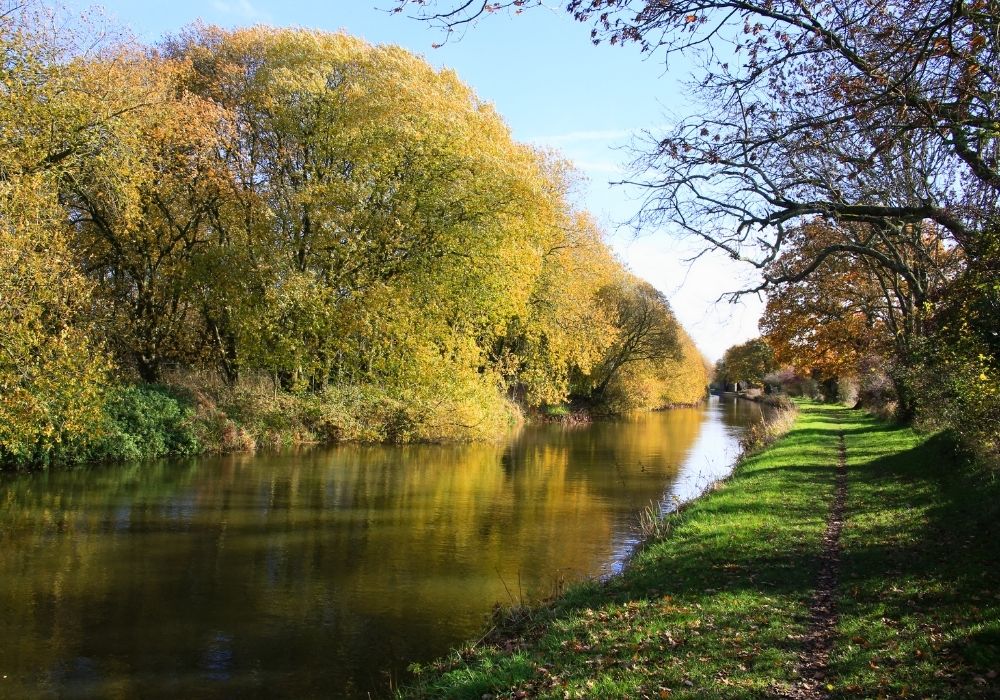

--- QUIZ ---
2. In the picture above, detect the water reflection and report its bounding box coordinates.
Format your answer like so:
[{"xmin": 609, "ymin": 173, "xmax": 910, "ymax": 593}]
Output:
[{"xmin": 0, "ymin": 397, "xmax": 765, "ymax": 698}]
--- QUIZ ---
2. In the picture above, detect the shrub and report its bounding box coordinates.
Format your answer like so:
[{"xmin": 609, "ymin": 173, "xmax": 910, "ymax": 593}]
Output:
[
  {"xmin": 906, "ymin": 340, "xmax": 999, "ymax": 467},
  {"xmin": 90, "ymin": 385, "xmax": 200, "ymax": 461},
  {"xmin": 314, "ymin": 371, "xmax": 522, "ymax": 444}
]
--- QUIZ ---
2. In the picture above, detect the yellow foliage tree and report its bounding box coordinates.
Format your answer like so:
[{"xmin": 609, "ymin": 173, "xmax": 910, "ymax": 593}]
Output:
[{"xmin": 0, "ymin": 6, "xmax": 112, "ymax": 464}]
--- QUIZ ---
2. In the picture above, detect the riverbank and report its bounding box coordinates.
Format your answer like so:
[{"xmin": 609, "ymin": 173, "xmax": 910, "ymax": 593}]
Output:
[
  {"xmin": 4, "ymin": 371, "xmax": 715, "ymax": 469},
  {"xmin": 1, "ymin": 375, "xmax": 526, "ymax": 469},
  {"xmin": 400, "ymin": 402, "xmax": 1000, "ymax": 698}
]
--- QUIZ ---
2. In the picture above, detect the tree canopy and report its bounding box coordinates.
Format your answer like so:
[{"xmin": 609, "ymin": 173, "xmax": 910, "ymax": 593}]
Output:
[
  {"xmin": 0, "ymin": 8, "xmax": 709, "ymax": 467},
  {"xmin": 715, "ymin": 339, "xmax": 776, "ymax": 390}
]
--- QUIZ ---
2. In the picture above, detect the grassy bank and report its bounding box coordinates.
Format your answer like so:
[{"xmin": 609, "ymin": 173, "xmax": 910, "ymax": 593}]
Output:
[{"xmin": 401, "ymin": 402, "xmax": 1000, "ymax": 698}]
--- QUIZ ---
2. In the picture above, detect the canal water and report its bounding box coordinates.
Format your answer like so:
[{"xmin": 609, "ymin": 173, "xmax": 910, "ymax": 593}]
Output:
[{"xmin": 0, "ymin": 397, "xmax": 767, "ymax": 698}]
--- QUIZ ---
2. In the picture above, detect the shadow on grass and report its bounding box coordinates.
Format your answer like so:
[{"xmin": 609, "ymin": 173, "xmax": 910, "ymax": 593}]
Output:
[{"xmin": 831, "ymin": 430, "xmax": 1000, "ymax": 698}]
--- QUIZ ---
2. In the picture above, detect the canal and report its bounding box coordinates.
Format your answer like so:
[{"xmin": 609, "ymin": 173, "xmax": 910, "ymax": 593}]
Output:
[{"xmin": 0, "ymin": 397, "xmax": 768, "ymax": 698}]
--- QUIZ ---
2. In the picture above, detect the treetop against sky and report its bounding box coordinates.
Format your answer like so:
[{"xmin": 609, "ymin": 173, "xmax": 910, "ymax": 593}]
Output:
[{"xmin": 63, "ymin": 0, "xmax": 764, "ymax": 362}]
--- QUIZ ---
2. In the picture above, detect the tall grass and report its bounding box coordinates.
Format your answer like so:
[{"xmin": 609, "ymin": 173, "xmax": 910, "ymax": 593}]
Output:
[
  {"xmin": 738, "ymin": 397, "xmax": 798, "ymax": 453},
  {"xmin": 157, "ymin": 368, "xmax": 522, "ymax": 455}
]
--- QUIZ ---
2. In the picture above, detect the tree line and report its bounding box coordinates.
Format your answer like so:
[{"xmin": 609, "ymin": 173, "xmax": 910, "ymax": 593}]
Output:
[{"xmin": 0, "ymin": 5, "xmax": 709, "ymax": 468}]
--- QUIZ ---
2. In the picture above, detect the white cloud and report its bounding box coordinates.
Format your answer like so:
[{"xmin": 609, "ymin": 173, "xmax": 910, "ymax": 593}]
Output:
[
  {"xmin": 530, "ymin": 128, "xmax": 639, "ymax": 146},
  {"xmin": 211, "ymin": 0, "xmax": 266, "ymax": 21},
  {"xmin": 572, "ymin": 160, "xmax": 625, "ymax": 175}
]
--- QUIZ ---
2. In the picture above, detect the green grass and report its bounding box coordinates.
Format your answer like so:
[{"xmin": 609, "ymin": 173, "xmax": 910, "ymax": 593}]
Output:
[
  {"xmin": 832, "ymin": 413, "xmax": 1000, "ymax": 698},
  {"xmin": 400, "ymin": 402, "xmax": 1000, "ymax": 699}
]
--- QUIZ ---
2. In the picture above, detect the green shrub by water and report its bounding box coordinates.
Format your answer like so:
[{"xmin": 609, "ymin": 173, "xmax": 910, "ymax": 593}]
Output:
[
  {"xmin": 0, "ymin": 384, "xmax": 202, "ymax": 469},
  {"xmin": 90, "ymin": 385, "xmax": 200, "ymax": 461}
]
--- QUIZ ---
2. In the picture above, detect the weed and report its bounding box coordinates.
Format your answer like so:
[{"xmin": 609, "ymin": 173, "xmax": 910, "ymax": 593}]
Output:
[{"xmin": 636, "ymin": 500, "xmax": 672, "ymax": 541}]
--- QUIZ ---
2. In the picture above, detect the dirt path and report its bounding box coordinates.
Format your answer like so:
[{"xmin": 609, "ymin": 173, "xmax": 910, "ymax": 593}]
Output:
[{"xmin": 784, "ymin": 430, "xmax": 848, "ymax": 699}]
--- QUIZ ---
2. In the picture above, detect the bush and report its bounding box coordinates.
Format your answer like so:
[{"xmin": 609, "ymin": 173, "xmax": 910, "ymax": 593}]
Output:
[
  {"xmin": 762, "ymin": 368, "xmax": 820, "ymax": 398},
  {"xmin": 906, "ymin": 341, "xmax": 999, "ymax": 467},
  {"xmin": 853, "ymin": 354, "xmax": 899, "ymax": 414},
  {"xmin": 543, "ymin": 404, "xmax": 571, "ymax": 417},
  {"xmin": 758, "ymin": 394, "xmax": 795, "ymax": 410},
  {"xmin": 837, "ymin": 375, "xmax": 860, "ymax": 405},
  {"xmin": 90, "ymin": 385, "xmax": 200, "ymax": 461},
  {"xmin": 313, "ymin": 371, "xmax": 522, "ymax": 444}
]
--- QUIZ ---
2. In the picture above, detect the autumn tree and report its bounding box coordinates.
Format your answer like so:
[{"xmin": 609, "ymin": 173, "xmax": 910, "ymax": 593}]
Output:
[
  {"xmin": 760, "ymin": 219, "xmax": 960, "ymax": 398},
  {"xmin": 0, "ymin": 2, "xmax": 119, "ymax": 465},
  {"xmin": 715, "ymin": 339, "xmax": 776, "ymax": 390},
  {"xmin": 659, "ymin": 326, "xmax": 710, "ymax": 406},
  {"xmin": 605, "ymin": 321, "xmax": 709, "ymax": 411},
  {"xmin": 62, "ymin": 54, "xmax": 232, "ymax": 383},
  {"xmin": 165, "ymin": 27, "xmax": 560, "ymax": 391},
  {"xmin": 0, "ymin": 175, "xmax": 110, "ymax": 465},
  {"xmin": 589, "ymin": 277, "xmax": 682, "ymax": 400},
  {"xmin": 493, "ymin": 208, "xmax": 619, "ymax": 405}
]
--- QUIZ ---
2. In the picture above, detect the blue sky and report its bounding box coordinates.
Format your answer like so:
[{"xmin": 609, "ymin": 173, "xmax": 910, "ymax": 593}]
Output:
[{"xmin": 68, "ymin": 0, "xmax": 764, "ymax": 361}]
